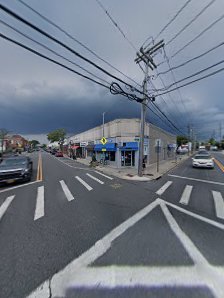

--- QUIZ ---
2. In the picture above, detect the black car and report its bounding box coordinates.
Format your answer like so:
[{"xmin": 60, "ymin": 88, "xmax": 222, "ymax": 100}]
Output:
[{"xmin": 0, "ymin": 156, "xmax": 33, "ymax": 185}]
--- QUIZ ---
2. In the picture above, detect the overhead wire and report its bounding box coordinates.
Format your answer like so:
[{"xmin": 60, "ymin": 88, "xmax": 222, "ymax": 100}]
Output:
[
  {"xmin": 166, "ymin": 0, "xmax": 216, "ymax": 46},
  {"xmin": 0, "ymin": 32, "xmax": 110, "ymax": 90},
  {"xmin": 0, "ymin": 18, "xmax": 111, "ymax": 87},
  {"xmin": 17, "ymin": 0, "xmax": 141, "ymax": 88},
  {"xmin": 157, "ymin": 40, "xmax": 224, "ymax": 74},
  {"xmin": 154, "ymin": 0, "xmax": 193, "ymax": 41},
  {"xmin": 94, "ymin": 0, "xmax": 185, "ymax": 134},
  {"xmin": 153, "ymin": 57, "xmax": 224, "ymax": 92},
  {"xmin": 0, "ymin": 3, "xmax": 148, "ymax": 97},
  {"xmin": 155, "ymin": 65, "xmax": 224, "ymax": 97},
  {"xmin": 171, "ymin": 13, "xmax": 224, "ymax": 58},
  {"xmin": 95, "ymin": 0, "xmax": 138, "ymax": 52}
]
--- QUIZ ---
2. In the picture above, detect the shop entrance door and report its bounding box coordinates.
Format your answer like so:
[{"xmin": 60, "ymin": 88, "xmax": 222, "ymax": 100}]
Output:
[{"xmin": 121, "ymin": 151, "xmax": 135, "ymax": 167}]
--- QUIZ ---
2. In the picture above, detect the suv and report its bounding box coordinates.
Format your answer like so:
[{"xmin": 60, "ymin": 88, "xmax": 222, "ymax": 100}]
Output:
[{"xmin": 0, "ymin": 156, "xmax": 33, "ymax": 185}]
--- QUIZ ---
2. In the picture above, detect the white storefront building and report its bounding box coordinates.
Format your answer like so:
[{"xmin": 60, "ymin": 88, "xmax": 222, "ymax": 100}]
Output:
[{"xmin": 69, "ymin": 118, "xmax": 176, "ymax": 169}]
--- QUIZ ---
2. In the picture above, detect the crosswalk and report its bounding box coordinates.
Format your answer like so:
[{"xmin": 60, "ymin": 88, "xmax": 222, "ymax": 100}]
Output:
[
  {"xmin": 0, "ymin": 171, "xmax": 113, "ymax": 222},
  {"xmin": 156, "ymin": 180, "xmax": 224, "ymax": 220}
]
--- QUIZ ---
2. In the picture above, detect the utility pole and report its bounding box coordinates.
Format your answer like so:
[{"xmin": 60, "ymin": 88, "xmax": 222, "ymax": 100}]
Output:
[
  {"xmin": 135, "ymin": 40, "xmax": 164, "ymax": 176},
  {"xmin": 187, "ymin": 124, "xmax": 191, "ymax": 156},
  {"xmin": 102, "ymin": 112, "xmax": 106, "ymax": 137}
]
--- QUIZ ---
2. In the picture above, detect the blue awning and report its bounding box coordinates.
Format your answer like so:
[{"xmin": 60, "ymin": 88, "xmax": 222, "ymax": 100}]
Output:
[
  {"xmin": 94, "ymin": 143, "xmax": 116, "ymax": 151},
  {"xmin": 121, "ymin": 142, "xmax": 138, "ymax": 150}
]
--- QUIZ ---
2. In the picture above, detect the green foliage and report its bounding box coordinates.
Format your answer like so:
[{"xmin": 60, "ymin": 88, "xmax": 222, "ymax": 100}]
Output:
[
  {"xmin": 29, "ymin": 140, "xmax": 39, "ymax": 148},
  {"xmin": 208, "ymin": 138, "xmax": 216, "ymax": 146},
  {"xmin": 177, "ymin": 135, "xmax": 188, "ymax": 146},
  {"xmin": 47, "ymin": 128, "xmax": 66, "ymax": 143}
]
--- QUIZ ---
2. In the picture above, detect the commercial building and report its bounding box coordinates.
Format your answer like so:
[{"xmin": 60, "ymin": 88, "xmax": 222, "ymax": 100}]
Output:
[{"xmin": 69, "ymin": 118, "xmax": 176, "ymax": 169}]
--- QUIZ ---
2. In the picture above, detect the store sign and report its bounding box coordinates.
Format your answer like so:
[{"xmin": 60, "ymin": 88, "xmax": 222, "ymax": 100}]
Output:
[
  {"xmin": 80, "ymin": 141, "xmax": 88, "ymax": 147},
  {"xmin": 102, "ymin": 148, "xmax": 106, "ymax": 152}
]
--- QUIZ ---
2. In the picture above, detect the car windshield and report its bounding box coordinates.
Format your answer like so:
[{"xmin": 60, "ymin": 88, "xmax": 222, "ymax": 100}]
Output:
[
  {"xmin": 1, "ymin": 158, "xmax": 27, "ymax": 166},
  {"xmin": 194, "ymin": 155, "xmax": 212, "ymax": 160}
]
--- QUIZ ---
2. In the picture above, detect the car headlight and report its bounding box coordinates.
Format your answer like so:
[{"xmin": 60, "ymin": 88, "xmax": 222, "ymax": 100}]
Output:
[{"xmin": 22, "ymin": 168, "xmax": 29, "ymax": 174}]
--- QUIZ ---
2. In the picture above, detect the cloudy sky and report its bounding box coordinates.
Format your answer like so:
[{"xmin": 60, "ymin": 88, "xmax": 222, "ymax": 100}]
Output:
[{"xmin": 0, "ymin": 0, "xmax": 224, "ymax": 143}]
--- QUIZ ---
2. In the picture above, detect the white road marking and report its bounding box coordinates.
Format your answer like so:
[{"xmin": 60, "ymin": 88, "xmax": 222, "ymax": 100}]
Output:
[
  {"xmin": 162, "ymin": 199, "xmax": 224, "ymax": 230},
  {"xmin": 168, "ymin": 174, "xmax": 224, "ymax": 186},
  {"xmin": 160, "ymin": 200, "xmax": 224, "ymax": 297},
  {"xmin": 94, "ymin": 171, "xmax": 113, "ymax": 180},
  {"xmin": 26, "ymin": 280, "xmax": 50, "ymax": 298},
  {"xmin": 0, "ymin": 195, "xmax": 15, "ymax": 221},
  {"xmin": 34, "ymin": 186, "xmax": 45, "ymax": 220},
  {"xmin": 156, "ymin": 181, "xmax": 173, "ymax": 195},
  {"xmin": 0, "ymin": 180, "xmax": 42, "ymax": 194},
  {"xmin": 212, "ymin": 191, "xmax": 224, "ymax": 219},
  {"xmin": 86, "ymin": 173, "xmax": 104, "ymax": 184},
  {"xmin": 28, "ymin": 199, "xmax": 159, "ymax": 297},
  {"xmin": 28, "ymin": 197, "xmax": 224, "ymax": 298},
  {"xmin": 179, "ymin": 185, "xmax": 193, "ymax": 205},
  {"xmin": 75, "ymin": 176, "xmax": 93, "ymax": 191},
  {"xmin": 60, "ymin": 180, "xmax": 74, "ymax": 201}
]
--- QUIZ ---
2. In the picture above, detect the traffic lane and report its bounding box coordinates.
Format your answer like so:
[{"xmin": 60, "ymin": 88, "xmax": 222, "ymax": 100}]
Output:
[
  {"xmin": 152, "ymin": 175, "xmax": 224, "ymax": 222},
  {"xmin": 0, "ymin": 151, "xmax": 40, "ymax": 192},
  {"xmin": 168, "ymin": 155, "xmax": 224, "ymax": 183},
  {"xmin": 57, "ymin": 201, "xmax": 217, "ymax": 298},
  {"xmin": 0, "ymin": 153, "xmax": 156, "ymax": 297}
]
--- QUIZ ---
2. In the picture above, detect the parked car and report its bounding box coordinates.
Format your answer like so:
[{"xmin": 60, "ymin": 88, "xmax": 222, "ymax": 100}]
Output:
[
  {"xmin": 50, "ymin": 149, "xmax": 57, "ymax": 155},
  {"xmin": 0, "ymin": 156, "xmax": 33, "ymax": 185},
  {"xmin": 55, "ymin": 151, "xmax": 63, "ymax": 157},
  {"xmin": 192, "ymin": 154, "xmax": 214, "ymax": 169}
]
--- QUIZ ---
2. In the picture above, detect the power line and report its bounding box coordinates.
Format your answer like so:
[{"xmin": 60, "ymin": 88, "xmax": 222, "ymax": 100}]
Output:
[
  {"xmin": 0, "ymin": 18, "xmax": 111, "ymax": 87},
  {"xmin": 171, "ymin": 13, "xmax": 224, "ymax": 58},
  {"xmin": 0, "ymin": 32, "xmax": 110, "ymax": 90},
  {"xmin": 166, "ymin": 0, "xmax": 216, "ymax": 46},
  {"xmin": 154, "ymin": 57, "xmax": 224, "ymax": 92},
  {"xmin": 157, "ymin": 40, "xmax": 224, "ymax": 75},
  {"xmin": 0, "ymin": 3, "xmax": 148, "ymax": 97},
  {"xmin": 155, "ymin": 65, "xmax": 224, "ymax": 97},
  {"xmin": 95, "ymin": 0, "xmax": 138, "ymax": 52},
  {"xmin": 17, "ymin": 0, "xmax": 141, "ymax": 88},
  {"xmin": 154, "ymin": 0, "xmax": 193, "ymax": 41}
]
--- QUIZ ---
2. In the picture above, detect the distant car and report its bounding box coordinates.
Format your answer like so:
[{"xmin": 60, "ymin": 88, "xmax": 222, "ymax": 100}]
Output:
[
  {"xmin": 192, "ymin": 154, "xmax": 214, "ymax": 169},
  {"xmin": 55, "ymin": 151, "xmax": 63, "ymax": 157},
  {"xmin": 50, "ymin": 149, "xmax": 57, "ymax": 155},
  {"xmin": 197, "ymin": 149, "xmax": 209, "ymax": 155},
  {"xmin": 0, "ymin": 156, "xmax": 33, "ymax": 185}
]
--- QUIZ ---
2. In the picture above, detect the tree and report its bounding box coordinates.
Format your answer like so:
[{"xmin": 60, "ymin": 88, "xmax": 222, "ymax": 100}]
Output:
[
  {"xmin": 208, "ymin": 138, "xmax": 216, "ymax": 146},
  {"xmin": 29, "ymin": 140, "xmax": 40, "ymax": 148},
  {"xmin": 47, "ymin": 128, "xmax": 66, "ymax": 143},
  {"xmin": 0, "ymin": 128, "xmax": 9, "ymax": 155},
  {"xmin": 176, "ymin": 135, "xmax": 188, "ymax": 147}
]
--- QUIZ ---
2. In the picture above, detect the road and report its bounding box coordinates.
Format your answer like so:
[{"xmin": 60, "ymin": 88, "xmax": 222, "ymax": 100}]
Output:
[{"xmin": 0, "ymin": 151, "xmax": 224, "ymax": 297}]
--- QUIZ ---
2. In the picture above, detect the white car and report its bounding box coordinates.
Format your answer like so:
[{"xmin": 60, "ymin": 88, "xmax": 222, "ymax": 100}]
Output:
[{"xmin": 192, "ymin": 154, "xmax": 214, "ymax": 169}]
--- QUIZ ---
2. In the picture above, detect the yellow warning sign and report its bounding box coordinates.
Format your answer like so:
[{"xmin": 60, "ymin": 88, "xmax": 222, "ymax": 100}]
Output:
[{"xmin": 100, "ymin": 137, "xmax": 107, "ymax": 145}]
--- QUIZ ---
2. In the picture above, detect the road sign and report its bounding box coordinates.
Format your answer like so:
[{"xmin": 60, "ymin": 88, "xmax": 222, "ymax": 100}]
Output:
[{"xmin": 100, "ymin": 137, "xmax": 107, "ymax": 145}]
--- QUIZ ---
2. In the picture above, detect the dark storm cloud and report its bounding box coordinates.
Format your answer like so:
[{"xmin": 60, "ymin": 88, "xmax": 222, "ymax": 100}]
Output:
[{"xmin": 0, "ymin": 0, "xmax": 224, "ymax": 140}]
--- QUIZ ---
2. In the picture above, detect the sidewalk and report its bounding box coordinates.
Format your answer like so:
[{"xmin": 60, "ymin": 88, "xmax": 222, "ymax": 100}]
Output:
[{"xmin": 72, "ymin": 153, "xmax": 191, "ymax": 182}]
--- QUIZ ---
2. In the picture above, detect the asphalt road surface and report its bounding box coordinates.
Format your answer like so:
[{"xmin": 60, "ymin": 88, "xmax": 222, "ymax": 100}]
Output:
[{"xmin": 1, "ymin": 151, "xmax": 224, "ymax": 298}]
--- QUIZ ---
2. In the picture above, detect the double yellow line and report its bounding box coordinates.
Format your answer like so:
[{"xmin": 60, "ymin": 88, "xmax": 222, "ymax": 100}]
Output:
[
  {"xmin": 214, "ymin": 158, "xmax": 224, "ymax": 173},
  {"xmin": 36, "ymin": 152, "xmax": 43, "ymax": 181}
]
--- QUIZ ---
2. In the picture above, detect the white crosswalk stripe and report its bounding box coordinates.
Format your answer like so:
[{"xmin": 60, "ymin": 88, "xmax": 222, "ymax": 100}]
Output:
[
  {"xmin": 212, "ymin": 191, "xmax": 224, "ymax": 220},
  {"xmin": 60, "ymin": 180, "xmax": 75, "ymax": 201},
  {"xmin": 86, "ymin": 173, "xmax": 104, "ymax": 185},
  {"xmin": 75, "ymin": 176, "xmax": 93, "ymax": 191},
  {"xmin": 179, "ymin": 185, "xmax": 193, "ymax": 205},
  {"xmin": 156, "ymin": 181, "xmax": 173, "ymax": 195},
  {"xmin": 34, "ymin": 186, "xmax": 45, "ymax": 221},
  {"xmin": 94, "ymin": 171, "xmax": 113, "ymax": 180},
  {"xmin": 0, "ymin": 195, "xmax": 15, "ymax": 221}
]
